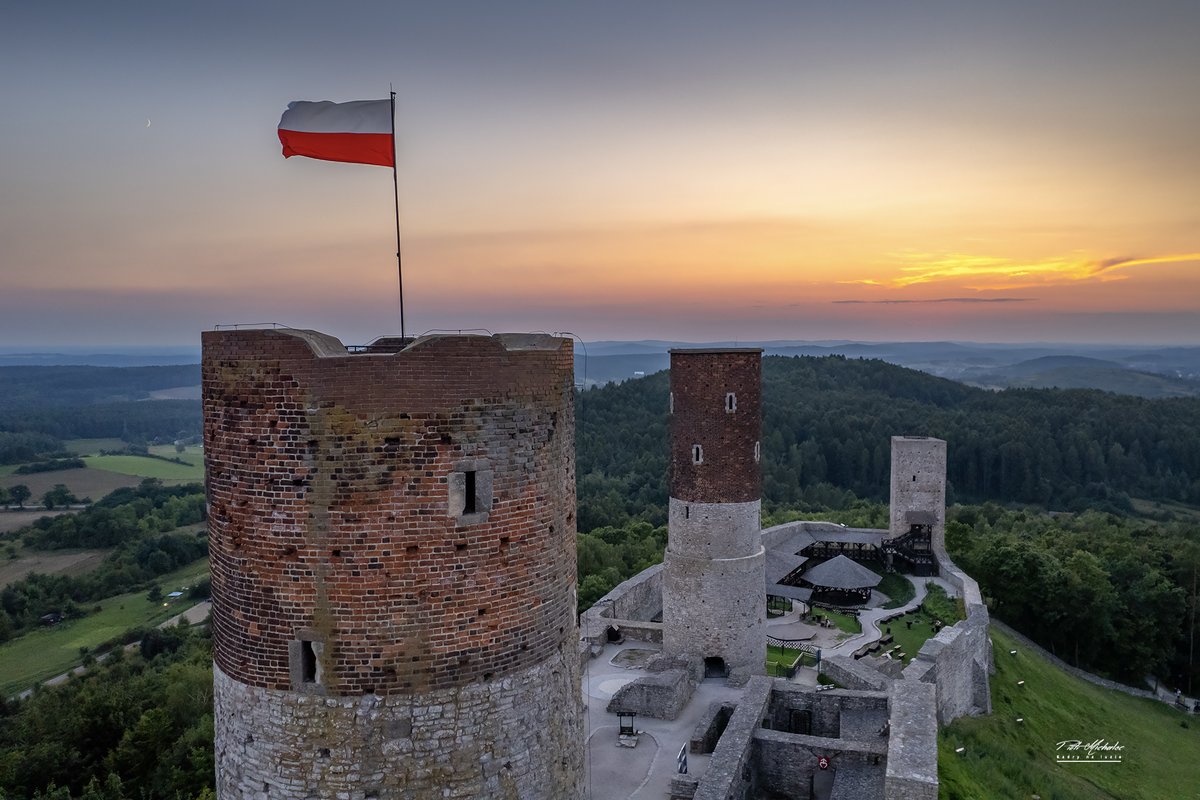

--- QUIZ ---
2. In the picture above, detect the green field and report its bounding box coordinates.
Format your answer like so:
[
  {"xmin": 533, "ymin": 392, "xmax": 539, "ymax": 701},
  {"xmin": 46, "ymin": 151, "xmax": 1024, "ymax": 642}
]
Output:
[
  {"xmin": 61, "ymin": 438, "xmax": 128, "ymax": 455},
  {"xmin": 885, "ymin": 612, "xmax": 946, "ymax": 663},
  {"xmin": 940, "ymin": 627, "xmax": 1200, "ymax": 799},
  {"xmin": 82, "ymin": 454, "xmax": 204, "ymax": 482},
  {"xmin": 809, "ymin": 608, "xmax": 862, "ymax": 635},
  {"xmin": 148, "ymin": 443, "xmax": 204, "ymax": 466},
  {"xmin": 0, "ymin": 557, "xmax": 209, "ymax": 697}
]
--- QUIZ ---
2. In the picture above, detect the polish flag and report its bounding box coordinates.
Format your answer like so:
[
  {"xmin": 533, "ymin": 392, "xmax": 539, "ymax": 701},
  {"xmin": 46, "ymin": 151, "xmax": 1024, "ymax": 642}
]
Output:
[{"xmin": 277, "ymin": 99, "xmax": 394, "ymax": 167}]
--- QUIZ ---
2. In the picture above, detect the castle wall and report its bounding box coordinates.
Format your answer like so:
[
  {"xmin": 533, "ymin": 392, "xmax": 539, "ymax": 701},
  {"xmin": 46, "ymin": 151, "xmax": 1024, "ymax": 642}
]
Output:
[
  {"xmin": 663, "ymin": 350, "xmax": 765, "ymax": 681},
  {"xmin": 903, "ymin": 551, "xmax": 992, "ymax": 725},
  {"xmin": 203, "ymin": 328, "xmax": 582, "ymax": 800},
  {"xmin": 883, "ymin": 680, "xmax": 938, "ymax": 800},
  {"xmin": 214, "ymin": 650, "xmax": 580, "ymax": 800}
]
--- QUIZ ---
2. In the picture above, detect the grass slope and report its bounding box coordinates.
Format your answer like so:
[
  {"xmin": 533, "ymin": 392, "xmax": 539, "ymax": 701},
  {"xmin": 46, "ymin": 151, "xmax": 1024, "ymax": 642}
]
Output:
[
  {"xmin": 939, "ymin": 627, "xmax": 1200, "ymax": 799},
  {"xmin": 0, "ymin": 557, "xmax": 209, "ymax": 697}
]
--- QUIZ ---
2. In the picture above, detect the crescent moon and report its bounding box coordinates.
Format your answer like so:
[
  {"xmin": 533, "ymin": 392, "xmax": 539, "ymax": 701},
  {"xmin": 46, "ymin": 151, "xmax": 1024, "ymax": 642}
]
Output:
[{"xmin": 146, "ymin": 118, "xmax": 152, "ymax": 128}]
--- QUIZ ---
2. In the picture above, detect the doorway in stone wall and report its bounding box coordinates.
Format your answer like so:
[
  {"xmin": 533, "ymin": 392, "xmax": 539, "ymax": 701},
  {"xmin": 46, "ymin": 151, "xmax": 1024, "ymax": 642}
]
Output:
[
  {"xmin": 812, "ymin": 766, "xmax": 834, "ymax": 800},
  {"xmin": 703, "ymin": 656, "xmax": 727, "ymax": 679}
]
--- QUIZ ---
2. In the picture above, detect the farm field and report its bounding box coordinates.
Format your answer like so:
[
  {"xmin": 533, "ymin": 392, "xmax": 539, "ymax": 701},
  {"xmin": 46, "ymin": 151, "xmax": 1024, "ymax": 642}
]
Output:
[
  {"xmin": 0, "ymin": 547, "xmax": 109, "ymax": 589},
  {"xmin": 0, "ymin": 467, "xmax": 142, "ymax": 499},
  {"xmin": 82, "ymin": 454, "xmax": 204, "ymax": 482},
  {"xmin": 61, "ymin": 437, "xmax": 128, "ymax": 455},
  {"xmin": 148, "ymin": 443, "xmax": 204, "ymax": 465},
  {"xmin": 0, "ymin": 556, "xmax": 210, "ymax": 697},
  {"xmin": 939, "ymin": 627, "xmax": 1200, "ymax": 799}
]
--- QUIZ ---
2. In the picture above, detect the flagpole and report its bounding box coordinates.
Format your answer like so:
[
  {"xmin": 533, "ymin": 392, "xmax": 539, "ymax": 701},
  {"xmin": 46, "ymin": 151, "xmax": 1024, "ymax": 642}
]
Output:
[{"xmin": 390, "ymin": 90, "xmax": 405, "ymax": 339}]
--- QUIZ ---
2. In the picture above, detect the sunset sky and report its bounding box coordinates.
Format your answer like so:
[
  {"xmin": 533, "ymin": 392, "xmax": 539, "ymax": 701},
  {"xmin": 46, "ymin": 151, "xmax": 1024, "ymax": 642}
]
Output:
[{"xmin": 2, "ymin": 1, "xmax": 1198, "ymax": 346}]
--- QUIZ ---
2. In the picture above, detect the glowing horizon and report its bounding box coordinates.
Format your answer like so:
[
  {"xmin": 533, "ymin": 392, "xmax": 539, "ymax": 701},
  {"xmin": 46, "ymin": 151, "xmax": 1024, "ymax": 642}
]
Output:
[{"xmin": 1, "ymin": 2, "xmax": 1198, "ymax": 346}]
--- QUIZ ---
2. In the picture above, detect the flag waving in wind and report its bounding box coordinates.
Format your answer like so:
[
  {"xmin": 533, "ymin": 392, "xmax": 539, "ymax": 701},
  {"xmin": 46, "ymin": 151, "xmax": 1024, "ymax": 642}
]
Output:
[{"xmin": 277, "ymin": 99, "xmax": 394, "ymax": 167}]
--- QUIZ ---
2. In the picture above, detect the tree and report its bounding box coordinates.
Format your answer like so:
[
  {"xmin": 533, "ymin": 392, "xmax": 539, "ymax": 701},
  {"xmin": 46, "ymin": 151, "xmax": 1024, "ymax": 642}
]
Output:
[
  {"xmin": 42, "ymin": 484, "xmax": 77, "ymax": 510},
  {"xmin": 8, "ymin": 484, "xmax": 30, "ymax": 509}
]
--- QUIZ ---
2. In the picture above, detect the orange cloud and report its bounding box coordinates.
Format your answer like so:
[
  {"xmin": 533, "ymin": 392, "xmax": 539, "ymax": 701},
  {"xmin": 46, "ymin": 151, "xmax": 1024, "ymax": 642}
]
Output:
[{"xmin": 867, "ymin": 251, "xmax": 1200, "ymax": 290}]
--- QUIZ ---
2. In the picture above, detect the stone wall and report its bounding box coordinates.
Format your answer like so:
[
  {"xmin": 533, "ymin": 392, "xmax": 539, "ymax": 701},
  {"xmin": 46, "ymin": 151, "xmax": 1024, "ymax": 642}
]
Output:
[
  {"xmin": 902, "ymin": 547, "xmax": 992, "ymax": 725},
  {"xmin": 213, "ymin": 646, "xmax": 582, "ymax": 800},
  {"xmin": 579, "ymin": 565, "xmax": 664, "ymax": 649},
  {"xmin": 204, "ymin": 329, "xmax": 582, "ymax": 799},
  {"xmin": 883, "ymin": 680, "xmax": 938, "ymax": 800},
  {"xmin": 889, "ymin": 437, "xmax": 946, "ymax": 548},
  {"xmin": 821, "ymin": 656, "xmax": 893, "ymax": 692},
  {"xmin": 606, "ymin": 668, "xmax": 696, "ymax": 720},
  {"xmin": 692, "ymin": 677, "xmax": 772, "ymax": 800},
  {"xmin": 754, "ymin": 730, "xmax": 887, "ymax": 800}
]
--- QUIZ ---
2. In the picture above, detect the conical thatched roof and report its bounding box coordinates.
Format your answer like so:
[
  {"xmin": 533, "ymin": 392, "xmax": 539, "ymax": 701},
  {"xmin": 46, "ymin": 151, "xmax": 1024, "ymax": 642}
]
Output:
[{"xmin": 800, "ymin": 555, "xmax": 883, "ymax": 590}]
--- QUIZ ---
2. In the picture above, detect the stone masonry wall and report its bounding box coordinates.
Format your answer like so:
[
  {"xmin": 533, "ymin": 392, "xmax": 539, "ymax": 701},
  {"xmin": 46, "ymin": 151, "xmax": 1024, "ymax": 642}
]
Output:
[
  {"xmin": 889, "ymin": 437, "xmax": 946, "ymax": 548},
  {"xmin": 203, "ymin": 329, "xmax": 582, "ymax": 799},
  {"xmin": 903, "ymin": 547, "xmax": 992, "ymax": 725},
  {"xmin": 214, "ymin": 647, "xmax": 581, "ymax": 800}
]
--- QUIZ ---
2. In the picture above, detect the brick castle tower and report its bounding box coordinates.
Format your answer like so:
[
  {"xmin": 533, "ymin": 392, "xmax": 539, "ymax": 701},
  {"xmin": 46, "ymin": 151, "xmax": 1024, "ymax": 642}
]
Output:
[
  {"xmin": 203, "ymin": 328, "xmax": 583, "ymax": 800},
  {"xmin": 661, "ymin": 349, "xmax": 766, "ymax": 682},
  {"xmin": 889, "ymin": 436, "xmax": 948, "ymax": 550}
]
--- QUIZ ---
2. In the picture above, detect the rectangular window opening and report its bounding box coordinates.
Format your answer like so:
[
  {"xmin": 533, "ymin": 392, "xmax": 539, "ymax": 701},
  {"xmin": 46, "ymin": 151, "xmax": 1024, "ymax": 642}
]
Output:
[
  {"xmin": 464, "ymin": 470, "xmax": 477, "ymax": 514},
  {"xmin": 725, "ymin": 392, "xmax": 737, "ymax": 413},
  {"xmin": 300, "ymin": 640, "xmax": 317, "ymax": 684}
]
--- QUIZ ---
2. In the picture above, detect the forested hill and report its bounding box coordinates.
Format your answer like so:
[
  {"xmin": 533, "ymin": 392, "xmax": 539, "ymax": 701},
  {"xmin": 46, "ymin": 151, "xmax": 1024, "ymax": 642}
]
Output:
[
  {"xmin": 576, "ymin": 355, "xmax": 1200, "ymax": 530},
  {"xmin": 0, "ymin": 364, "xmax": 200, "ymax": 409}
]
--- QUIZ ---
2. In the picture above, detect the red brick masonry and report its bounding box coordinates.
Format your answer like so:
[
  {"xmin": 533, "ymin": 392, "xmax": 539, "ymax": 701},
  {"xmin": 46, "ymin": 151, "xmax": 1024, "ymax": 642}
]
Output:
[
  {"xmin": 203, "ymin": 329, "xmax": 576, "ymax": 696},
  {"xmin": 669, "ymin": 349, "xmax": 762, "ymax": 504}
]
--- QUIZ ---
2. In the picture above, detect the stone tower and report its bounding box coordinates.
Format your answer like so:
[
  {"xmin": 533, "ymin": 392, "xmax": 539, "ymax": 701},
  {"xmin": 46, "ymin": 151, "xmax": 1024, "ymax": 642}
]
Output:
[
  {"xmin": 203, "ymin": 328, "xmax": 583, "ymax": 800},
  {"xmin": 889, "ymin": 436, "xmax": 948, "ymax": 550},
  {"xmin": 661, "ymin": 348, "xmax": 766, "ymax": 682}
]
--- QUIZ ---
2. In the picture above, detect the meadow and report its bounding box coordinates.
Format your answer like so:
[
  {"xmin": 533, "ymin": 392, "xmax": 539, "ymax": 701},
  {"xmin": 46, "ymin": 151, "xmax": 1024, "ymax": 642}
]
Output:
[
  {"xmin": 0, "ymin": 556, "xmax": 209, "ymax": 697},
  {"xmin": 939, "ymin": 627, "xmax": 1200, "ymax": 799}
]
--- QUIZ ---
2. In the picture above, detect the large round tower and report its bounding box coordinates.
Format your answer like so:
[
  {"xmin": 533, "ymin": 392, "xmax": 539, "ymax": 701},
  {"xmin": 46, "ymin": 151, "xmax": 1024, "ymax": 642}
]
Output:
[
  {"xmin": 203, "ymin": 328, "xmax": 582, "ymax": 800},
  {"xmin": 661, "ymin": 348, "xmax": 765, "ymax": 682}
]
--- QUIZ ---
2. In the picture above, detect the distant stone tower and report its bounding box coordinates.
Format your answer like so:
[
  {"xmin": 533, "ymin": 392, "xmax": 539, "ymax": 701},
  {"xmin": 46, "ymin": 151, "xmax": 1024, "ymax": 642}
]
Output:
[
  {"xmin": 662, "ymin": 349, "xmax": 766, "ymax": 682},
  {"xmin": 203, "ymin": 328, "xmax": 583, "ymax": 800},
  {"xmin": 889, "ymin": 436, "xmax": 948, "ymax": 550}
]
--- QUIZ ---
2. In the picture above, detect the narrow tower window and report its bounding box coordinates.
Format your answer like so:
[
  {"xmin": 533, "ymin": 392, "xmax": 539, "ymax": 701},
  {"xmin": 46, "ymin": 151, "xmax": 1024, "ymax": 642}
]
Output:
[
  {"xmin": 464, "ymin": 470, "xmax": 477, "ymax": 514},
  {"xmin": 725, "ymin": 392, "xmax": 737, "ymax": 413},
  {"xmin": 692, "ymin": 444, "xmax": 704, "ymax": 465},
  {"xmin": 290, "ymin": 635, "xmax": 324, "ymax": 690},
  {"xmin": 754, "ymin": 441, "xmax": 761, "ymax": 463},
  {"xmin": 300, "ymin": 640, "xmax": 317, "ymax": 683},
  {"xmin": 449, "ymin": 460, "xmax": 492, "ymax": 524}
]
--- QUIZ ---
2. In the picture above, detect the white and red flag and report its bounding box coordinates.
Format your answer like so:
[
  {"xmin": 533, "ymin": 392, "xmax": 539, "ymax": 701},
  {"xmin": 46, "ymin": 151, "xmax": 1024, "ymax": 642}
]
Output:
[{"xmin": 277, "ymin": 99, "xmax": 394, "ymax": 167}]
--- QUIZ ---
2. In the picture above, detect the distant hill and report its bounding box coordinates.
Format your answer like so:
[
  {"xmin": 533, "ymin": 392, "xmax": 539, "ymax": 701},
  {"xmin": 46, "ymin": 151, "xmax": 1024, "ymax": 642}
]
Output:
[
  {"xmin": 0, "ymin": 365, "xmax": 201, "ymax": 409},
  {"xmin": 576, "ymin": 339, "xmax": 1200, "ymax": 396},
  {"xmin": 966, "ymin": 355, "xmax": 1200, "ymax": 398}
]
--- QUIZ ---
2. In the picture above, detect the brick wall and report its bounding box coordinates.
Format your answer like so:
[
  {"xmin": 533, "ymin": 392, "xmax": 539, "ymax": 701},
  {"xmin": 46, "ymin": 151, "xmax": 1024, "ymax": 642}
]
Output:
[
  {"xmin": 669, "ymin": 349, "xmax": 762, "ymax": 504},
  {"xmin": 204, "ymin": 329, "xmax": 577, "ymax": 696}
]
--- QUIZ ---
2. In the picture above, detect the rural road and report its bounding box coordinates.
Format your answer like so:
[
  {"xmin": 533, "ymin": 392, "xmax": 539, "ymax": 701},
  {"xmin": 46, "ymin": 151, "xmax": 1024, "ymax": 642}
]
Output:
[{"xmin": 16, "ymin": 600, "xmax": 212, "ymax": 699}]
